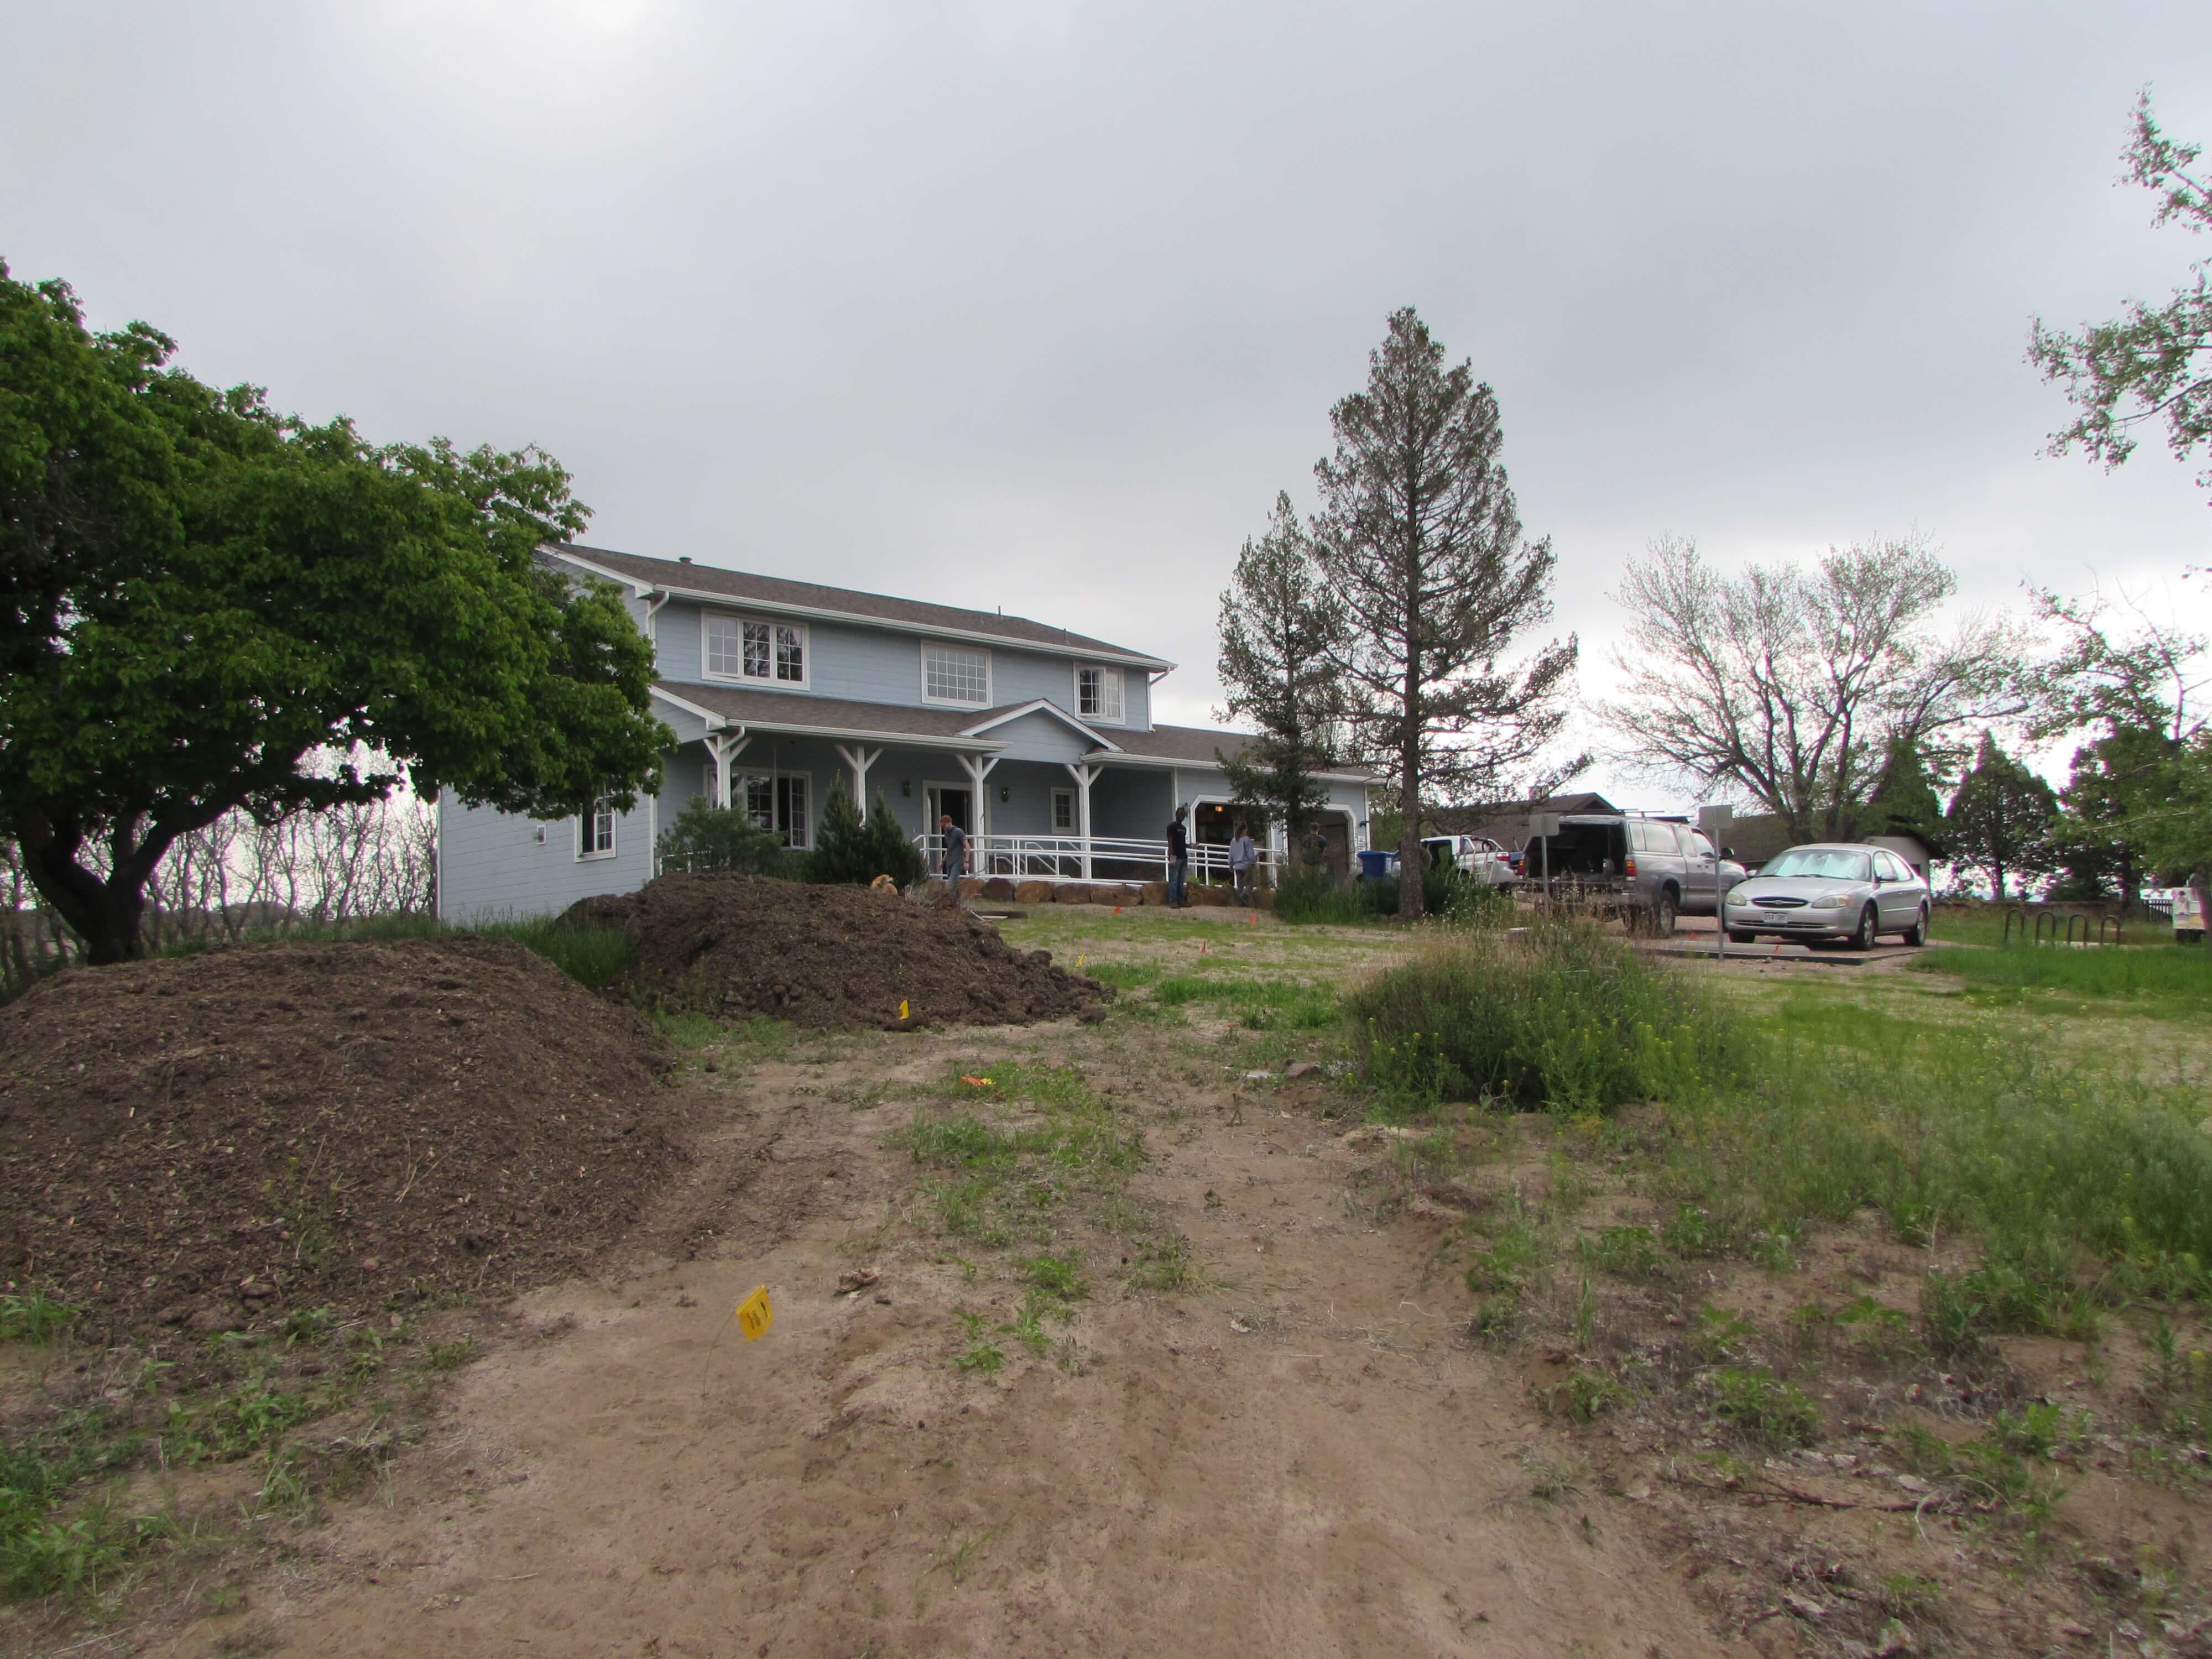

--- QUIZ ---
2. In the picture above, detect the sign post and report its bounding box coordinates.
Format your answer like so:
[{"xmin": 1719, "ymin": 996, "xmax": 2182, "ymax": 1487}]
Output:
[
  {"xmin": 1528, "ymin": 813, "xmax": 1559, "ymax": 910},
  {"xmin": 1698, "ymin": 805, "xmax": 1734, "ymax": 962}
]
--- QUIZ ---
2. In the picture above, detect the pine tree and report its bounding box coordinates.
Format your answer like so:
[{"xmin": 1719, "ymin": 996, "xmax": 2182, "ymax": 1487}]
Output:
[
  {"xmin": 1864, "ymin": 735, "xmax": 1945, "ymax": 843},
  {"xmin": 1945, "ymin": 733, "xmax": 2058, "ymax": 900},
  {"xmin": 1310, "ymin": 309, "xmax": 1580, "ymax": 921},
  {"xmin": 1214, "ymin": 493, "xmax": 1347, "ymax": 844}
]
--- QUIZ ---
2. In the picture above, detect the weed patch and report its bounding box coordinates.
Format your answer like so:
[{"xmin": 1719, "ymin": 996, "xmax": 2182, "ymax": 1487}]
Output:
[{"xmin": 1345, "ymin": 921, "xmax": 1740, "ymax": 1114}]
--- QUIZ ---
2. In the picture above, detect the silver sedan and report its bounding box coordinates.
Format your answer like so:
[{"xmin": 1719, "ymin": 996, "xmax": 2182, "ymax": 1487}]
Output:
[{"xmin": 1723, "ymin": 843, "xmax": 1932, "ymax": 950}]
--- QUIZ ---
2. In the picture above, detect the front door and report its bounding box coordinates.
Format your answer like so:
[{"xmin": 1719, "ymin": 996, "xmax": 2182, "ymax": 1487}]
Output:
[{"xmin": 926, "ymin": 785, "xmax": 974, "ymax": 879}]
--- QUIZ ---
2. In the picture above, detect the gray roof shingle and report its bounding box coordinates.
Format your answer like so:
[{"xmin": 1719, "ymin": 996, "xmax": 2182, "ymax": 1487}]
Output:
[{"xmin": 553, "ymin": 543, "xmax": 1171, "ymax": 667}]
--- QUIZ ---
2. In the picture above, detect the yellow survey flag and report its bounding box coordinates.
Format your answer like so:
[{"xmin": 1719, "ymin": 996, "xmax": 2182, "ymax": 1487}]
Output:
[{"xmin": 735, "ymin": 1285, "xmax": 774, "ymax": 1340}]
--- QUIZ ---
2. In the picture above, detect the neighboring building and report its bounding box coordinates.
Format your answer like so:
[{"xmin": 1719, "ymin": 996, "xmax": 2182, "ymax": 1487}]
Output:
[{"xmin": 436, "ymin": 545, "xmax": 1374, "ymax": 918}]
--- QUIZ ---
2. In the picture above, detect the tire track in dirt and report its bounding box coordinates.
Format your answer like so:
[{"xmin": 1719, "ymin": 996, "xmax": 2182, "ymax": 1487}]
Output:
[{"xmin": 163, "ymin": 1029, "xmax": 1744, "ymax": 1659}]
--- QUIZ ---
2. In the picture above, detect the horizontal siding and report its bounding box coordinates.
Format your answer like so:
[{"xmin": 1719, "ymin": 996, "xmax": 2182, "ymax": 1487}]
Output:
[
  {"xmin": 437, "ymin": 795, "xmax": 655, "ymax": 922},
  {"xmin": 650, "ymin": 599, "xmax": 1154, "ymax": 732}
]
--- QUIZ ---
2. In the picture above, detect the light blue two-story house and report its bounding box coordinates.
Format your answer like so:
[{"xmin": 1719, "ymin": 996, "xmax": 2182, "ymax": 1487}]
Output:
[{"xmin": 435, "ymin": 544, "xmax": 1374, "ymax": 919}]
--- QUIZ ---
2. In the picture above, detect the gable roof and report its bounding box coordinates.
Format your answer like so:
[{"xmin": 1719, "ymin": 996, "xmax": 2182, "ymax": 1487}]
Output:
[
  {"xmin": 654, "ymin": 684, "xmax": 1007, "ymax": 749},
  {"xmin": 550, "ymin": 543, "xmax": 1173, "ymax": 670}
]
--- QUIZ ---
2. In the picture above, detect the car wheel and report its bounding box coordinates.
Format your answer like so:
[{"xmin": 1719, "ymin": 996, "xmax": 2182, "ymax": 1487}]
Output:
[
  {"xmin": 1903, "ymin": 905, "xmax": 1928, "ymax": 947},
  {"xmin": 1653, "ymin": 889, "xmax": 1678, "ymax": 937},
  {"xmin": 1851, "ymin": 904, "xmax": 1877, "ymax": 952},
  {"xmin": 1727, "ymin": 930, "xmax": 1757, "ymax": 945}
]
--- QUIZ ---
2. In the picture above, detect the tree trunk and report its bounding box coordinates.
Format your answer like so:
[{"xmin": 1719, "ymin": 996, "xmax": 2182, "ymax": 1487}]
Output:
[
  {"xmin": 1992, "ymin": 857, "xmax": 2007, "ymax": 903},
  {"xmin": 20, "ymin": 834, "xmax": 153, "ymax": 965}
]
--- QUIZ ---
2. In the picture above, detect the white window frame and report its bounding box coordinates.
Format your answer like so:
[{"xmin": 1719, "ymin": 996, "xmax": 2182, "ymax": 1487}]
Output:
[
  {"xmin": 1074, "ymin": 663, "xmax": 1125, "ymax": 724},
  {"xmin": 701, "ymin": 610, "xmax": 809, "ymax": 689},
  {"xmin": 738, "ymin": 769, "xmax": 815, "ymax": 851},
  {"xmin": 920, "ymin": 641, "xmax": 993, "ymax": 707},
  {"xmin": 1051, "ymin": 787, "xmax": 1076, "ymax": 833},
  {"xmin": 577, "ymin": 800, "xmax": 617, "ymax": 861}
]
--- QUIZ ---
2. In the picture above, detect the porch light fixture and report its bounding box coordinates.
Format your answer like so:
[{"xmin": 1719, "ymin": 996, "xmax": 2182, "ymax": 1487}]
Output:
[
  {"xmin": 999, "ymin": 785, "xmax": 1010, "ymax": 802},
  {"xmin": 900, "ymin": 779, "xmax": 911, "ymax": 796}
]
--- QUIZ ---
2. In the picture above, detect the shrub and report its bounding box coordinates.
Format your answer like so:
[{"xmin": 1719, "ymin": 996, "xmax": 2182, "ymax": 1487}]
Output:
[
  {"xmin": 810, "ymin": 787, "xmax": 926, "ymax": 888},
  {"xmin": 655, "ymin": 796, "xmax": 800, "ymax": 878},
  {"xmin": 1344, "ymin": 919, "xmax": 1740, "ymax": 1113}
]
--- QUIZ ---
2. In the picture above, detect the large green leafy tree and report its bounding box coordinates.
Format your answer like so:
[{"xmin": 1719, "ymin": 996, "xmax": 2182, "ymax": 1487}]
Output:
[
  {"xmin": 2031, "ymin": 94, "xmax": 2212, "ymax": 502},
  {"xmin": 2026, "ymin": 588, "xmax": 2208, "ymax": 898},
  {"xmin": 0, "ymin": 264, "xmax": 670, "ymax": 962},
  {"xmin": 1214, "ymin": 492, "xmax": 1348, "ymax": 846},
  {"xmin": 1309, "ymin": 309, "xmax": 1580, "ymax": 922},
  {"xmin": 1944, "ymin": 733, "xmax": 2057, "ymax": 900}
]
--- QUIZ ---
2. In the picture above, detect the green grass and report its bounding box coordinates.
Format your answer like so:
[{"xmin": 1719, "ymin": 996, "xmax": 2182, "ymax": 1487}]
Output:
[
  {"xmin": 1914, "ymin": 938, "xmax": 2212, "ymax": 1016},
  {"xmin": 0, "ymin": 1290, "xmax": 82, "ymax": 1344},
  {"xmin": 901, "ymin": 1063, "xmax": 1142, "ymax": 1248},
  {"xmin": 1662, "ymin": 1009, "xmax": 2212, "ymax": 1323},
  {"xmin": 0, "ymin": 1408, "xmax": 147, "ymax": 1601},
  {"xmin": 1929, "ymin": 907, "xmax": 2173, "ymax": 950}
]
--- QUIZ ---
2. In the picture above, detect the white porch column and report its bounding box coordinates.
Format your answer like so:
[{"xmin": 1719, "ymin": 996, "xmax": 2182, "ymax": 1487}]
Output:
[
  {"xmin": 956, "ymin": 752, "xmax": 1000, "ymax": 840},
  {"xmin": 832, "ymin": 743, "xmax": 884, "ymax": 817},
  {"xmin": 1064, "ymin": 762, "xmax": 1098, "ymax": 880},
  {"xmin": 703, "ymin": 728, "xmax": 750, "ymax": 811}
]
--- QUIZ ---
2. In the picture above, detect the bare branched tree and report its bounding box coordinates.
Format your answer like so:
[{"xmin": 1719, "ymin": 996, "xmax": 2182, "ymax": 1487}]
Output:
[{"xmin": 1601, "ymin": 535, "xmax": 2023, "ymax": 843}]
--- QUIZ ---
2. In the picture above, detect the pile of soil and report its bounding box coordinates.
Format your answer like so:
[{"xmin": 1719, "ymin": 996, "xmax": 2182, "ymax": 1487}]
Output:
[
  {"xmin": 565, "ymin": 873, "xmax": 1108, "ymax": 1030},
  {"xmin": 0, "ymin": 937, "xmax": 683, "ymax": 1345}
]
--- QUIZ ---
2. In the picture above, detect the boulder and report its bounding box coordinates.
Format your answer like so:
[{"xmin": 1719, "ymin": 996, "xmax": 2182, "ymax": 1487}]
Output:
[
  {"xmin": 980, "ymin": 877, "xmax": 1017, "ymax": 902},
  {"xmin": 1254, "ymin": 888, "xmax": 1277, "ymax": 912},
  {"xmin": 1189, "ymin": 883, "xmax": 1231, "ymax": 907},
  {"xmin": 1054, "ymin": 882, "xmax": 1091, "ymax": 904},
  {"xmin": 1014, "ymin": 880, "xmax": 1054, "ymax": 905},
  {"xmin": 1140, "ymin": 881, "xmax": 1171, "ymax": 906},
  {"xmin": 1091, "ymin": 884, "xmax": 1138, "ymax": 906}
]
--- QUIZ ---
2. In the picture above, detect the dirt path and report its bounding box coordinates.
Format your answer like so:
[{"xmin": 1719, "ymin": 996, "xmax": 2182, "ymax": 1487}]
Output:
[{"xmin": 161, "ymin": 1020, "xmax": 1738, "ymax": 1659}]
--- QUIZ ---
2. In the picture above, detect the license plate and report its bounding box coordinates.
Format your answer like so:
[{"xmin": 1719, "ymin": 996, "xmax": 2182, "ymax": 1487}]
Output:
[{"xmin": 1760, "ymin": 912, "xmax": 1789, "ymax": 925}]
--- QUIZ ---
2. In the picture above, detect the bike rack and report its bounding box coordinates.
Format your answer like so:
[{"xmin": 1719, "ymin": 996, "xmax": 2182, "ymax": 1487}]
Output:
[
  {"xmin": 2033, "ymin": 910, "xmax": 2060, "ymax": 945},
  {"xmin": 2099, "ymin": 915, "xmax": 2125, "ymax": 946},
  {"xmin": 2002, "ymin": 906, "xmax": 2030, "ymax": 946}
]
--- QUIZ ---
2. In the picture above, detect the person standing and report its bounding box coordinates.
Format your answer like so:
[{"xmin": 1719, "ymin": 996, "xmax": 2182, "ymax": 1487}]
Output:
[
  {"xmin": 1229, "ymin": 818, "xmax": 1258, "ymax": 908},
  {"xmin": 940, "ymin": 811, "xmax": 968, "ymax": 896},
  {"xmin": 1166, "ymin": 804, "xmax": 1190, "ymax": 908}
]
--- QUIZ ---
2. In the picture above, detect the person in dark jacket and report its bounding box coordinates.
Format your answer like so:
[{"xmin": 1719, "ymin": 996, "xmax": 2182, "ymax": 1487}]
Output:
[
  {"xmin": 940, "ymin": 812, "xmax": 968, "ymax": 891},
  {"xmin": 1166, "ymin": 805, "xmax": 1190, "ymax": 907}
]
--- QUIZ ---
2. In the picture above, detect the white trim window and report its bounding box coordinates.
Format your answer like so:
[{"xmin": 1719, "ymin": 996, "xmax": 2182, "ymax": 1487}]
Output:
[
  {"xmin": 1051, "ymin": 787, "xmax": 1076, "ymax": 833},
  {"xmin": 740, "ymin": 771, "xmax": 812, "ymax": 850},
  {"xmin": 1076, "ymin": 664, "xmax": 1124, "ymax": 723},
  {"xmin": 578, "ymin": 800, "xmax": 617, "ymax": 860},
  {"xmin": 704, "ymin": 612, "xmax": 807, "ymax": 687},
  {"xmin": 922, "ymin": 643, "xmax": 992, "ymax": 706}
]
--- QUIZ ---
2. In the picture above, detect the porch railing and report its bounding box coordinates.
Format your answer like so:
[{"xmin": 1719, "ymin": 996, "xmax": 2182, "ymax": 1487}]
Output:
[{"xmin": 915, "ymin": 832, "xmax": 1278, "ymax": 886}]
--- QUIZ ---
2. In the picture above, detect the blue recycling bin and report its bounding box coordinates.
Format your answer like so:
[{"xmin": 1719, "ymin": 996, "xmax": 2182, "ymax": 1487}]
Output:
[{"xmin": 1355, "ymin": 849, "xmax": 1395, "ymax": 884}]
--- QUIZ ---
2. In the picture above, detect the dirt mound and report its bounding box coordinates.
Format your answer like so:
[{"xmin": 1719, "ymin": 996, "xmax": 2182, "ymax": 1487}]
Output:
[
  {"xmin": 565, "ymin": 873, "xmax": 1108, "ymax": 1029},
  {"xmin": 0, "ymin": 937, "xmax": 683, "ymax": 1345}
]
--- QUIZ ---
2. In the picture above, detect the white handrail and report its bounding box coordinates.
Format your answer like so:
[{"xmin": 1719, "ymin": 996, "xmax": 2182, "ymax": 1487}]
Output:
[{"xmin": 915, "ymin": 832, "xmax": 1276, "ymax": 884}]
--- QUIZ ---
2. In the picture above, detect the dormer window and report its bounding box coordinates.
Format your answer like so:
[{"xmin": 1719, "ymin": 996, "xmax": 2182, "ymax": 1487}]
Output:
[
  {"xmin": 922, "ymin": 643, "xmax": 992, "ymax": 706},
  {"xmin": 1077, "ymin": 665, "xmax": 1124, "ymax": 723},
  {"xmin": 705, "ymin": 613, "xmax": 806, "ymax": 686}
]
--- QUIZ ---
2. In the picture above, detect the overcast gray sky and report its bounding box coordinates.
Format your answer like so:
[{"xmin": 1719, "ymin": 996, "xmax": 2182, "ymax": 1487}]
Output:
[{"xmin": 7, "ymin": 1, "xmax": 2210, "ymax": 805}]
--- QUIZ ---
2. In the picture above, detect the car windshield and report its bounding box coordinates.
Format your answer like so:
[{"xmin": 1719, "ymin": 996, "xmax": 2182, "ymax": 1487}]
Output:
[{"xmin": 1761, "ymin": 848, "xmax": 1871, "ymax": 881}]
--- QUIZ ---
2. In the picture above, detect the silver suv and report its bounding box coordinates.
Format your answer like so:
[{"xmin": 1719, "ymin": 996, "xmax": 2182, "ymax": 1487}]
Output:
[{"xmin": 1519, "ymin": 814, "xmax": 1747, "ymax": 935}]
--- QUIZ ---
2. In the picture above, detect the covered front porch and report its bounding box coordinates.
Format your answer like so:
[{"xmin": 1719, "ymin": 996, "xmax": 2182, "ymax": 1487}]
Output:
[{"xmin": 646, "ymin": 682, "xmax": 1369, "ymax": 887}]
